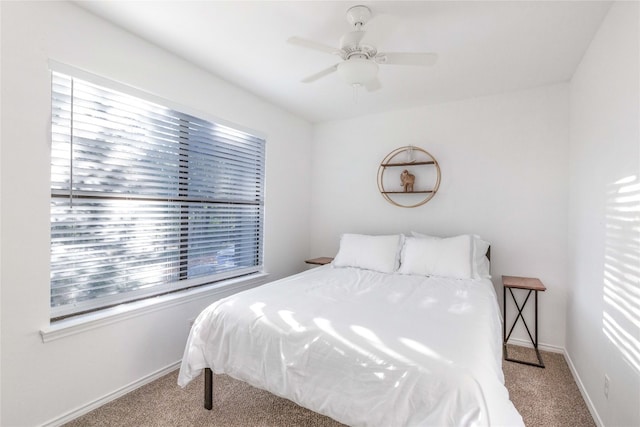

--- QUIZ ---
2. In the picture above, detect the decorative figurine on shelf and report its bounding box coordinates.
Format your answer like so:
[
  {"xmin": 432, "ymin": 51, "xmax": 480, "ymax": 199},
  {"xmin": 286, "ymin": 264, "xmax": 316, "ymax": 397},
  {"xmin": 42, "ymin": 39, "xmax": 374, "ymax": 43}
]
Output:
[{"xmin": 400, "ymin": 169, "xmax": 415, "ymax": 192}]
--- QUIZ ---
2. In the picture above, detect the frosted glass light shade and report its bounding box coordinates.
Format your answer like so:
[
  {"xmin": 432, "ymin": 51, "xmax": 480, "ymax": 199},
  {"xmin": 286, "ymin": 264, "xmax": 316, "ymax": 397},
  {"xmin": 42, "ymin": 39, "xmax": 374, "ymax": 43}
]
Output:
[{"xmin": 338, "ymin": 59, "xmax": 378, "ymax": 86}]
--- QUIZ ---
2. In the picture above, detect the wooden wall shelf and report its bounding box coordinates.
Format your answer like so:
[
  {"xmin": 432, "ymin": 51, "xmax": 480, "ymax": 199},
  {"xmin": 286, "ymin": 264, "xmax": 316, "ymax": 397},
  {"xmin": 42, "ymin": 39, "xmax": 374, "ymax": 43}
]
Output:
[
  {"xmin": 380, "ymin": 161, "xmax": 435, "ymax": 167},
  {"xmin": 381, "ymin": 191, "xmax": 434, "ymax": 194},
  {"xmin": 377, "ymin": 146, "xmax": 441, "ymax": 208}
]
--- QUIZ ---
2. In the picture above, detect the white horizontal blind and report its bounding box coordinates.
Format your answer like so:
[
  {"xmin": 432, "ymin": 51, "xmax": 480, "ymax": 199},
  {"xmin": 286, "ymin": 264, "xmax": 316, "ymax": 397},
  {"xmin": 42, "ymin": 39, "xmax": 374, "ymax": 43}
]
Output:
[{"xmin": 50, "ymin": 71, "xmax": 265, "ymax": 318}]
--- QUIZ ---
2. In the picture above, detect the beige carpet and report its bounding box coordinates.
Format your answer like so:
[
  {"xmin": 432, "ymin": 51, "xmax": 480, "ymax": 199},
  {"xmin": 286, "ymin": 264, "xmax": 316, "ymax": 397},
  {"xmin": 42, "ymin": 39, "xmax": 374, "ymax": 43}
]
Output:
[
  {"xmin": 65, "ymin": 346, "xmax": 594, "ymax": 426},
  {"xmin": 503, "ymin": 345, "xmax": 595, "ymax": 427}
]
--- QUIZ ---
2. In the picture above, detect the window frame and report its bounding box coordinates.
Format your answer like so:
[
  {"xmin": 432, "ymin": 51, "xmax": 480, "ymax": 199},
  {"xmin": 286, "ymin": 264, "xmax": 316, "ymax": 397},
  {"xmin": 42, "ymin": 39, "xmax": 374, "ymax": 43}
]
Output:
[{"xmin": 48, "ymin": 61, "xmax": 267, "ymax": 320}]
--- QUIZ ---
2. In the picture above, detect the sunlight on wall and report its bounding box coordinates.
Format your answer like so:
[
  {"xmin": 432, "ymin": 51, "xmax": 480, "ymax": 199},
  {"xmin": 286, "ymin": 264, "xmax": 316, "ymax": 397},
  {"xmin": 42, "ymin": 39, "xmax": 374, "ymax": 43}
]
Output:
[{"xmin": 603, "ymin": 175, "xmax": 640, "ymax": 373}]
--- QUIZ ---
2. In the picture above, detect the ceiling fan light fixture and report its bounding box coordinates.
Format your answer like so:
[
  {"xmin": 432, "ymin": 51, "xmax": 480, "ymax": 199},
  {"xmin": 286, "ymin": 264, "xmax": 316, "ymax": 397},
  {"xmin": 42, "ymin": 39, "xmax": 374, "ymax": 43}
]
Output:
[
  {"xmin": 337, "ymin": 59, "xmax": 378, "ymax": 87},
  {"xmin": 289, "ymin": 4, "xmax": 437, "ymax": 91}
]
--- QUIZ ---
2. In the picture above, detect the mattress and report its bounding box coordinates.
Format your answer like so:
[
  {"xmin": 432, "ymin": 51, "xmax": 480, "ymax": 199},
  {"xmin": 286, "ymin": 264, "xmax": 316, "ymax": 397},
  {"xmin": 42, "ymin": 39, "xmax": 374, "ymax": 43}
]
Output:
[{"xmin": 178, "ymin": 265, "xmax": 523, "ymax": 426}]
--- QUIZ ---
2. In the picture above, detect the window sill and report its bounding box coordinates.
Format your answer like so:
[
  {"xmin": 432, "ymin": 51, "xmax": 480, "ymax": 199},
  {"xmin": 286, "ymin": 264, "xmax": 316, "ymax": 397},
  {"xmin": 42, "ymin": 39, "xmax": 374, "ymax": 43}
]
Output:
[{"xmin": 40, "ymin": 272, "xmax": 269, "ymax": 343}]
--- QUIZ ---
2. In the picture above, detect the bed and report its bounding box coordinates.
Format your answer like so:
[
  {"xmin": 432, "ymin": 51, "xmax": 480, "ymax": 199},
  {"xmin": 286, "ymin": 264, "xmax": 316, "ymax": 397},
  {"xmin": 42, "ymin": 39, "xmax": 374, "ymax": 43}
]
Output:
[{"xmin": 178, "ymin": 233, "xmax": 524, "ymax": 426}]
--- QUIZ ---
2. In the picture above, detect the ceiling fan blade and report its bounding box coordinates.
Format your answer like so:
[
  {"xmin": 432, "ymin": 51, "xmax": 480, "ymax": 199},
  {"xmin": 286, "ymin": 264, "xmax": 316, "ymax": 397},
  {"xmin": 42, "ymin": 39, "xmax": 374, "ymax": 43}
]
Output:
[
  {"xmin": 375, "ymin": 52, "xmax": 438, "ymax": 66},
  {"xmin": 301, "ymin": 64, "xmax": 339, "ymax": 83},
  {"xmin": 365, "ymin": 77, "xmax": 382, "ymax": 92},
  {"xmin": 287, "ymin": 36, "xmax": 342, "ymax": 56}
]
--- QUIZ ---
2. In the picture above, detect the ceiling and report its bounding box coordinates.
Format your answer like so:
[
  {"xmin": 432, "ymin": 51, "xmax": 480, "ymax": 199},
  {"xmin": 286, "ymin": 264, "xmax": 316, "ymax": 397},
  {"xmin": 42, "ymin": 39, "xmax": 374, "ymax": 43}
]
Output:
[{"xmin": 76, "ymin": 1, "xmax": 612, "ymax": 123}]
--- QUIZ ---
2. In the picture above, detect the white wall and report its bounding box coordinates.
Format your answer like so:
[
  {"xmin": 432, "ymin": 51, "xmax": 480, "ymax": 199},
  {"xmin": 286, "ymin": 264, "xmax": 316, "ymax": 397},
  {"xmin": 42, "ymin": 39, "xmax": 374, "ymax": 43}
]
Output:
[
  {"xmin": 567, "ymin": 2, "xmax": 640, "ymax": 426},
  {"xmin": 0, "ymin": 2, "xmax": 312, "ymax": 426},
  {"xmin": 310, "ymin": 84, "xmax": 570, "ymax": 350}
]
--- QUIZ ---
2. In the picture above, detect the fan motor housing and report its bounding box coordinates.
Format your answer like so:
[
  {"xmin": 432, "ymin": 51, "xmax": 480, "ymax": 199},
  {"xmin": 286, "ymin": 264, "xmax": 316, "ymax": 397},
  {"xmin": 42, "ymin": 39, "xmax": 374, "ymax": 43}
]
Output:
[
  {"xmin": 339, "ymin": 31, "xmax": 377, "ymax": 59},
  {"xmin": 343, "ymin": 46, "xmax": 377, "ymax": 60}
]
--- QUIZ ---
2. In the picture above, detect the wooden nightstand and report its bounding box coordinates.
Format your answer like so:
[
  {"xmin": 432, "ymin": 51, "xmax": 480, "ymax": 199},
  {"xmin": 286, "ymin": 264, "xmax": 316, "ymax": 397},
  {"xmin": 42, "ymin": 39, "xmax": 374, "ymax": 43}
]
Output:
[
  {"xmin": 502, "ymin": 275, "xmax": 546, "ymax": 368},
  {"xmin": 305, "ymin": 257, "xmax": 334, "ymax": 266}
]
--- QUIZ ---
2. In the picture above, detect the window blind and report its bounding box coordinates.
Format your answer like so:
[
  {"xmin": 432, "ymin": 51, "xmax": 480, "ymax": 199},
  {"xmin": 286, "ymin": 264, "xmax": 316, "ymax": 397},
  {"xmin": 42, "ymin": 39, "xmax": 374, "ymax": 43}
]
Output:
[{"xmin": 50, "ymin": 71, "xmax": 265, "ymax": 318}]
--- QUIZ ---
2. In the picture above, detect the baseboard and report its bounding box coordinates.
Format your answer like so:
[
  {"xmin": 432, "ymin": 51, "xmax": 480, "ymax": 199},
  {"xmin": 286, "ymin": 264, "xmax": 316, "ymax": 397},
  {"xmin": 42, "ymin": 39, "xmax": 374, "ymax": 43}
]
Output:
[
  {"xmin": 505, "ymin": 337, "xmax": 564, "ymax": 354},
  {"xmin": 563, "ymin": 350, "xmax": 604, "ymax": 427},
  {"xmin": 40, "ymin": 360, "xmax": 181, "ymax": 427}
]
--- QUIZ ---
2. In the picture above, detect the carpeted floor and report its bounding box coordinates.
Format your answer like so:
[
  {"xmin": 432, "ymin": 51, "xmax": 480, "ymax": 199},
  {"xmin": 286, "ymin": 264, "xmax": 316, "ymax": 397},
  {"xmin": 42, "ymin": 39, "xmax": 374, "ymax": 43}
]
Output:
[
  {"xmin": 65, "ymin": 346, "xmax": 594, "ymax": 426},
  {"xmin": 503, "ymin": 345, "xmax": 595, "ymax": 427}
]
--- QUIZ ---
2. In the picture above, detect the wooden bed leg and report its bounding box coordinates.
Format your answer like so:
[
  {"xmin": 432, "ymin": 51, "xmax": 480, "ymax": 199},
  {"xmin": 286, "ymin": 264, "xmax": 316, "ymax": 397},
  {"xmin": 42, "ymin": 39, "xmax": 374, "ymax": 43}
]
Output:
[{"xmin": 204, "ymin": 368, "xmax": 213, "ymax": 410}]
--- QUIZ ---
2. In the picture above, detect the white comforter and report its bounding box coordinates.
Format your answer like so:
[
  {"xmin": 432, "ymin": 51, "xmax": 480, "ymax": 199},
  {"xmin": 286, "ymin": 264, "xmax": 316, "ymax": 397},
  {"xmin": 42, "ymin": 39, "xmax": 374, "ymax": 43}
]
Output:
[{"xmin": 178, "ymin": 266, "xmax": 523, "ymax": 427}]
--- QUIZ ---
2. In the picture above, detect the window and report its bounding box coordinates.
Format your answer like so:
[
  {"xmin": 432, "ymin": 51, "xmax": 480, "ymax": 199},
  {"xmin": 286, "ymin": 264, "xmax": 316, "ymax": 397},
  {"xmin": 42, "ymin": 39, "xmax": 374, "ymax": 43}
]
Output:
[{"xmin": 50, "ymin": 71, "xmax": 265, "ymax": 319}]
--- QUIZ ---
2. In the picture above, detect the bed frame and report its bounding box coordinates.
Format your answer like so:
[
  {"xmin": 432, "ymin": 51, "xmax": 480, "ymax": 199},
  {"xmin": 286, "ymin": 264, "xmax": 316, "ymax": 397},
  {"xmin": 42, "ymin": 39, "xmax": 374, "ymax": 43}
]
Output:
[{"xmin": 204, "ymin": 368, "xmax": 213, "ymax": 409}]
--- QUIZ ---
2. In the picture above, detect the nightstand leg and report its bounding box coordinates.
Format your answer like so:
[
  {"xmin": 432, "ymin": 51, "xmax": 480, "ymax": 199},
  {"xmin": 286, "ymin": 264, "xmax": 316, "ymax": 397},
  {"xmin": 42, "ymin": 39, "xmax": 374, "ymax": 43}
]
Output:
[
  {"xmin": 503, "ymin": 288, "xmax": 545, "ymax": 368},
  {"xmin": 503, "ymin": 285, "xmax": 506, "ymax": 343},
  {"xmin": 535, "ymin": 290, "xmax": 538, "ymax": 348},
  {"xmin": 533, "ymin": 290, "xmax": 544, "ymax": 367},
  {"xmin": 503, "ymin": 285, "xmax": 507, "ymax": 360}
]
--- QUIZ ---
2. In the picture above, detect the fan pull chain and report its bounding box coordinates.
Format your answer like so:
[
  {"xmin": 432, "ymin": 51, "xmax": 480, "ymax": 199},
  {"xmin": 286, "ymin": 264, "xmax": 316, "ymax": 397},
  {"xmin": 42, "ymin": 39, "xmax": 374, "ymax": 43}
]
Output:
[{"xmin": 352, "ymin": 84, "xmax": 360, "ymax": 103}]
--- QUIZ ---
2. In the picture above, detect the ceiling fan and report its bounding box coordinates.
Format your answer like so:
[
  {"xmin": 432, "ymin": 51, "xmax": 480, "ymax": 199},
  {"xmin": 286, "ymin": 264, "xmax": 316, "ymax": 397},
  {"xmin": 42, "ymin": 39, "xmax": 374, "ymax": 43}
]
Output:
[{"xmin": 288, "ymin": 5, "xmax": 438, "ymax": 92}]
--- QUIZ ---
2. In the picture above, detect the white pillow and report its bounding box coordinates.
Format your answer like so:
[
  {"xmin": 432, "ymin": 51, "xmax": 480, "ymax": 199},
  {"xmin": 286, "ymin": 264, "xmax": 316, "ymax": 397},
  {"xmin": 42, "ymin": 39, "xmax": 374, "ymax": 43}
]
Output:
[
  {"xmin": 333, "ymin": 234, "xmax": 403, "ymax": 273},
  {"xmin": 471, "ymin": 236, "xmax": 491, "ymax": 279},
  {"xmin": 407, "ymin": 232, "xmax": 492, "ymax": 279},
  {"xmin": 399, "ymin": 235, "xmax": 473, "ymax": 278}
]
